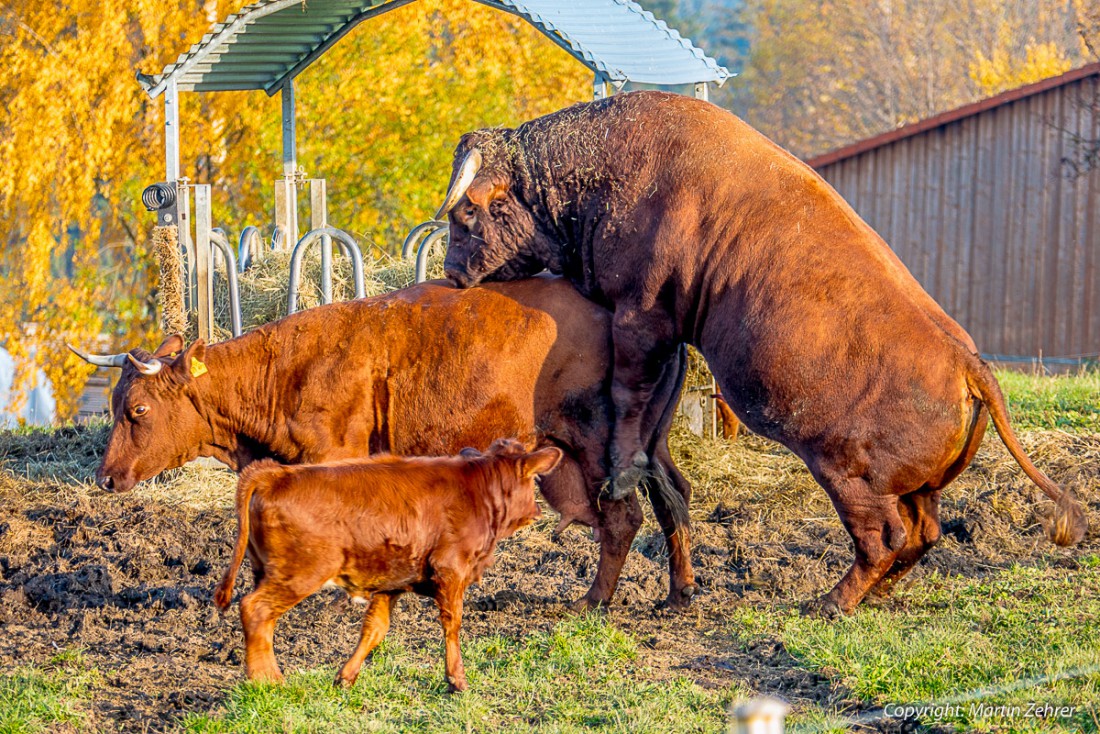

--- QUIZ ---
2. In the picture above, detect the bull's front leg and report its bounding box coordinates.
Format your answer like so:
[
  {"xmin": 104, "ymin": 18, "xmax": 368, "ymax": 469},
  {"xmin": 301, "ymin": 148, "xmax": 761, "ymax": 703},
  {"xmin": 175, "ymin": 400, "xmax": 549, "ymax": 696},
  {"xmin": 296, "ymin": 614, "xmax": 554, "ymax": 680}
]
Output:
[
  {"xmin": 434, "ymin": 578, "xmax": 468, "ymax": 693},
  {"xmin": 608, "ymin": 306, "xmax": 678, "ymax": 500}
]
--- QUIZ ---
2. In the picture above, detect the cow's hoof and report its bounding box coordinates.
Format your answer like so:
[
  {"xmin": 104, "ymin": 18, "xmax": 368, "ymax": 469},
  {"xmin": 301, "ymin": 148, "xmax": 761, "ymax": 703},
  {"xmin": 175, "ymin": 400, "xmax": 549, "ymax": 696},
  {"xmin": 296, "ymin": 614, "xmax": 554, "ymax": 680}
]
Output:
[
  {"xmin": 447, "ymin": 678, "xmax": 469, "ymax": 694},
  {"xmin": 570, "ymin": 596, "xmax": 609, "ymax": 615},
  {"xmin": 800, "ymin": 597, "xmax": 844, "ymax": 620},
  {"xmin": 664, "ymin": 583, "xmax": 697, "ymax": 611}
]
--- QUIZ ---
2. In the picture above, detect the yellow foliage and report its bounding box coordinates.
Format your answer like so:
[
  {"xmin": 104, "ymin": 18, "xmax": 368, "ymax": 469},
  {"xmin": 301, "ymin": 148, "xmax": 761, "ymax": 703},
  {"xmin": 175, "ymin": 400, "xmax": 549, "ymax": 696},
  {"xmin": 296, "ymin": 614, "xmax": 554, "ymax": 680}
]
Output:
[
  {"xmin": 0, "ymin": 0, "xmax": 588, "ymax": 421},
  {"xmin": 971, "ymin": 41, "xmax": 1074, "ymax": 97}
]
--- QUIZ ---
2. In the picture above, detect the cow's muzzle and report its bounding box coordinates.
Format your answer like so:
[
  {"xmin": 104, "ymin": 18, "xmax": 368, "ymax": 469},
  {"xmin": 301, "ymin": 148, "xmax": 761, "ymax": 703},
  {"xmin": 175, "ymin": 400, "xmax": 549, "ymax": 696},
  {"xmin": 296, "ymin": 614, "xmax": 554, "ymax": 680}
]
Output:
[{"xmin": 96, "ymin": 471, "xmax": 134, "ymax": 493}]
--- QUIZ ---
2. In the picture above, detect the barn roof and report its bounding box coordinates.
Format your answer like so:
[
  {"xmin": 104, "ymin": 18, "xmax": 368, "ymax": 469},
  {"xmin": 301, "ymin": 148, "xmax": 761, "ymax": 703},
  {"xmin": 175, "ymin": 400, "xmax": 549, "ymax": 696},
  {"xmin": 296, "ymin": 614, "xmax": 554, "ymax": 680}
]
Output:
[
  {"xmin": 138, "ymin": 0, "xmax": 730, "ymax": 99},
  {"xmin": 806, "ymin": 61, "xmax": 1100, "ymax": 169}
]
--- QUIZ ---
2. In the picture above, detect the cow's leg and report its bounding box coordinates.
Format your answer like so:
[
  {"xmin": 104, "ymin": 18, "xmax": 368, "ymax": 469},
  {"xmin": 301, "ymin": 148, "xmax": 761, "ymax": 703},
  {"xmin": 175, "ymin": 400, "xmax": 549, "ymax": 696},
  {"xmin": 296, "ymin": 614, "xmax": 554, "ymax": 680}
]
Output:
[
  {"xmin": 334, "ymin": 592, "xmax": 396, "ymax": 688},
  {"xmin": 806, "ymin": 474, "xmax": 908, "ymax": 617},
  {"xmin": 608, "ymin": 306, "xmax": 678, "ymax": 499},
  {"xmin": 573, "ymin": 493, "xmax": 643, "ymax": 612},
  {"xmin": 434, "ymin": 578, "xmax": 468, "ymax": 692},
  {"xmin": 647, "ymin": 457, "xmax": 696, "ymax": 609}
]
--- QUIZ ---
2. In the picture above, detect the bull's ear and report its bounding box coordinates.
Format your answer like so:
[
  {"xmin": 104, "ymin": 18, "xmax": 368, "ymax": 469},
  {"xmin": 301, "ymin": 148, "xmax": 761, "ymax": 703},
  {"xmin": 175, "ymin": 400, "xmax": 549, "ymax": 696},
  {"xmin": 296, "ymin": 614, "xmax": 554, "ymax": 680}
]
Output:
[
  {"xmin": 172, "ymin": 339, "xmax": 208, "ymax": 381},
  {"xmin": 521, "ymin": 447, "xmax": 563, "ymax": 479},
  {"xmin": 153, "ymin": 334, "xmax": 185, "ymax": 358},
  {"xmin": 466, "ymin": 178, "xmax": 507, "ymax": 210}
]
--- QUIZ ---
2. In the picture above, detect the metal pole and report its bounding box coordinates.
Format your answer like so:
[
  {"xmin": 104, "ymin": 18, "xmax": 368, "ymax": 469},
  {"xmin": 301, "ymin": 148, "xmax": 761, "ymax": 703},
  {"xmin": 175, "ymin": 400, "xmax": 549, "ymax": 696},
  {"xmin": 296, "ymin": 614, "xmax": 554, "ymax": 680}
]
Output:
[
  {"xmin": 694, "ymin": 81, "xmax": 709, "ymax": 102},
  {"xmin": 280, "ymin": 81, "xmax": 299, "ymax": 247},
  {"xmin": 194, "ymin": 185, "xmax": 214, "ymax": 341},
  {"xmin": 210, "ymin": 228, "xmax": 242, "ymax": 337},
  {"xmin": 164, "ymin": 79, "xmax": 180, "ymax": 182},
  {"xmin": 310, "ymin": 179, "xmax": 332, "ymax": 304},
  {"xmin": 593, "ymin": 73, "xmax": 614, "ymax": 100}
]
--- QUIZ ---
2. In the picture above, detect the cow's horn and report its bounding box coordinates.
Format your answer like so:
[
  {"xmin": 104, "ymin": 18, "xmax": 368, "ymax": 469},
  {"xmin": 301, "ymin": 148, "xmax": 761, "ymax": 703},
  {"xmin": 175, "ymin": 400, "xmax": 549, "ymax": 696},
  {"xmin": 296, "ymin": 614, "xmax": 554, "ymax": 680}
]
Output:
[
  {"xmin": 434, "ymin": 149, "xmax": 483, "ymax": 220},
  {"xmin": 126, "ymin": 353, "xmax": 163, "ymax": 376},
  {"xmin": 68, "ymin": 345, "xmax": 128, "ymax": 369}
]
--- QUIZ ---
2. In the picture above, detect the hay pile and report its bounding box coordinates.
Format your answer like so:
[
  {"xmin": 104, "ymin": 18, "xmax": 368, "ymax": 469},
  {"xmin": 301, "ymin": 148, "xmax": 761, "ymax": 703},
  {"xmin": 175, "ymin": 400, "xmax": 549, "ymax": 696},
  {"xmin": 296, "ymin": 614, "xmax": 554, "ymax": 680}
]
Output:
[
  {"xmin": 204, "ymin": 247, "xmax": 444, "ymax": 341},
  {"xmin": 152, "ymin": 226, "xmax": 186, "ymax": 336}
]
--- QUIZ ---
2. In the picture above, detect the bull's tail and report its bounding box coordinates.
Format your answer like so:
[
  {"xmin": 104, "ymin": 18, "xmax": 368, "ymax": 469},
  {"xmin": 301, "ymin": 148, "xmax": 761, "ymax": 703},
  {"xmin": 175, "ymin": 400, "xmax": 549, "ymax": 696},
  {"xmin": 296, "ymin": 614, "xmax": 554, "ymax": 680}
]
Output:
[
  {"xmin": 964, "ymin": 355, "xmax": 1087, "ymax": 546},
  {"xmin": 214, "ymin": 459, "xmax": 280, "ymax": 609}
]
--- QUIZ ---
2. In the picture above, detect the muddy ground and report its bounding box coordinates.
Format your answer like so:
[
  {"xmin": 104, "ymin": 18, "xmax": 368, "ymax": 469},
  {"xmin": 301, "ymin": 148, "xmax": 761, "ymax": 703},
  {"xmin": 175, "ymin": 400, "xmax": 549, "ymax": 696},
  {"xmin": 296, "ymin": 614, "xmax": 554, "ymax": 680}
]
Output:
[{"xmin": 1, "ymin": 424, "xmax": 1097, "ymax": 731}]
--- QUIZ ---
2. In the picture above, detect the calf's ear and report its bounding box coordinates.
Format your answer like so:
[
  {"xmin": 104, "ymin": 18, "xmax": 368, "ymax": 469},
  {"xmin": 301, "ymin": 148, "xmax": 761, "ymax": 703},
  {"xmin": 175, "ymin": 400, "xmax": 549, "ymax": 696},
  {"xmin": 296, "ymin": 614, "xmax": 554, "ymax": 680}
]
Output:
[
  {"xmin": 154, "ymin": 334, "xmax": 185, "ymax": 358},
  {"xmin": 521, "ymin": 447, "xmax": 563, "ymax": 479}
]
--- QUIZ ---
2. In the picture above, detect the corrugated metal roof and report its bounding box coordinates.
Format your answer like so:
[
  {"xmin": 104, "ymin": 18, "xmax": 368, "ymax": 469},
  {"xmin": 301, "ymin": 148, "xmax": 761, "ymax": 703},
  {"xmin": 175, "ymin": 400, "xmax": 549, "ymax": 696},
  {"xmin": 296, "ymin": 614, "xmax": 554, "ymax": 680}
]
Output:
[{"xmin": 139, "ymin": 0, "xmax": 730, "ymax": 99}]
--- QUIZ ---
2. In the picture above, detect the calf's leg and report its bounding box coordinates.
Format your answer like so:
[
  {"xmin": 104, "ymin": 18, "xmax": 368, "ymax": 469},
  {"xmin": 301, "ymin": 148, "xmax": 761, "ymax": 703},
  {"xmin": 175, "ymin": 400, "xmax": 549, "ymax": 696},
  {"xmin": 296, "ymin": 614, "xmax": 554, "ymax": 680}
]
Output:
[
  {"xmin": 335, "ymin": 592, "xmax": 397, "ymax": 688},
  {"xmin": 240, "ymin": 575, "xmax": 328, "ymax": 682},
  {"xmin": 434, "ymin": 578, "xmax": 468, "ymax": 692}
]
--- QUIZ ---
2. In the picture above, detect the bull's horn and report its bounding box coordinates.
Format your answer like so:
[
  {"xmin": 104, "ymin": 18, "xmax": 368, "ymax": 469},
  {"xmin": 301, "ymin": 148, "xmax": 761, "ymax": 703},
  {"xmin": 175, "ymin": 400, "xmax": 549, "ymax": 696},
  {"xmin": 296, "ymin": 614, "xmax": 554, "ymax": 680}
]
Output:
[
  {"xmin": 126, "ymin": 353, "xmax": 163, "ymax": 376},
  {"xmin": 434, "ymin": 149, "xmax": 483, "ymax": 220},
  {"xmin": 68, "ymin": 345, "xmax": 128, "ymax": 369}
]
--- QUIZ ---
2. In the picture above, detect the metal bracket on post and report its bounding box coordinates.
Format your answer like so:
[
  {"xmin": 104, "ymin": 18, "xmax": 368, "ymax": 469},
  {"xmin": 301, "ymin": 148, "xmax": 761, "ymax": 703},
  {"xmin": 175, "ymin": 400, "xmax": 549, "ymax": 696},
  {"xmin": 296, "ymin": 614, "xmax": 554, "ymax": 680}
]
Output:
[
  {"xmin": 193, "ymin": 184, "xmax": 214, "ymax": 342},
  {"xmin": 593, "ymin": 72, "xmax": 614, "ymax": 100},
  {"xmin": 694, "ymin": 82, "xmax": 709, "ymax": 101}
]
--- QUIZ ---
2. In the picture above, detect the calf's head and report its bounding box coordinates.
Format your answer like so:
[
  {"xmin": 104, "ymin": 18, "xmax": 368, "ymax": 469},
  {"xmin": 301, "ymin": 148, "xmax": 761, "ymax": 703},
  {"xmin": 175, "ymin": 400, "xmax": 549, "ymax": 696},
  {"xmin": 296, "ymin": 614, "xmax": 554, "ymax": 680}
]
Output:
[
  {"xmin": 482, "ymin": 440, "xmax": 563, "ymax": 533},
  {"xmin": 440, "ymin": 132, "xmax": 555, "ymax": 288},
  {"xmin": 72, "ymin": 335, "xmax": 211, "ymax": 492}
]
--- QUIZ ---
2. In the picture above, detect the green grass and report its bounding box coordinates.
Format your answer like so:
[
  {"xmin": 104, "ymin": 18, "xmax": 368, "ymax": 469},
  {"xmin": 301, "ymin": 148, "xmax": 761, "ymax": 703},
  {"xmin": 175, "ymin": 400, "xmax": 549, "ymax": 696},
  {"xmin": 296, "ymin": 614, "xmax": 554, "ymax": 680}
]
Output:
[
  {"xmin": 731, "ymin": 566, "xmax": 1100, "ymax": 733},
  {"xmin": 996, "ymin": 369, "xmax": 1100, "ymax": 433},
  {"xmin": 182, "ymin": 616, "xmax": 737, "ymax": 733},
  {"xmin": 0, "ymin": 650, "xmax": 97, "ymax": 733}
]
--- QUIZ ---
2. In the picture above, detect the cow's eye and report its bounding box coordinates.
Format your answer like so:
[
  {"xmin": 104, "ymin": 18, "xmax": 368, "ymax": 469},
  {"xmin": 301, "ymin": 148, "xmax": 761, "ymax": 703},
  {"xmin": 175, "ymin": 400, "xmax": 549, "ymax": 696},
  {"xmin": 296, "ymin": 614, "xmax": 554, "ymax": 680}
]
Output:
[{"xmin": 132, "ymin": 404, "xmax": 149, "ymax": 417}]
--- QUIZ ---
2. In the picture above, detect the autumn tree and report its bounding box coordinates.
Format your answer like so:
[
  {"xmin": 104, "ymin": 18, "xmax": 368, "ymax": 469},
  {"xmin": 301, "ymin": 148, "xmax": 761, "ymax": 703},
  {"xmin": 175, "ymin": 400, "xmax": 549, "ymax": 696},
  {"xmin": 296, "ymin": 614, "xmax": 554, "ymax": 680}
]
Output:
[{"xmin": 0, "ymin": 0, "xmax": 588, "ymax": 421}]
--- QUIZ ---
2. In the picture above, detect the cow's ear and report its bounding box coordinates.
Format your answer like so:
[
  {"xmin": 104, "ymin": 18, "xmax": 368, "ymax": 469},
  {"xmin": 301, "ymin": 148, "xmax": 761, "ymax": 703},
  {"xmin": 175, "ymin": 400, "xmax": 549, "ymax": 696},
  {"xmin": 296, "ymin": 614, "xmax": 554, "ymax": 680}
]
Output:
[
  {"xmin": 466, "ymin": 178, "xmax": 507, "ymax": 210},
  {"xmin": 153, "ymin": 334, "xmax": 185, "ymax": 358},
  {"xmin": 172, "ymin": 339, "xmax": 208, "ymax": 381},
  {"xmin": 521, "ymin": 447, "xmax": 563, "ymax": 479}
]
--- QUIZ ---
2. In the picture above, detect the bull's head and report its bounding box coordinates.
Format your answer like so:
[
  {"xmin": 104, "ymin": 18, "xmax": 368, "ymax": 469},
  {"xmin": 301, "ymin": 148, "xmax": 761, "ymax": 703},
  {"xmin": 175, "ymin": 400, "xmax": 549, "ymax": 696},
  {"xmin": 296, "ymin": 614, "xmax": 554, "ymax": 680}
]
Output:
[
  {"xmin": 71, "ymin": 335, "xmax": 211, "ymax": 493},
  {"xmin": 440, "ymin": 131, "xmax": 556, "ymax": 288}
]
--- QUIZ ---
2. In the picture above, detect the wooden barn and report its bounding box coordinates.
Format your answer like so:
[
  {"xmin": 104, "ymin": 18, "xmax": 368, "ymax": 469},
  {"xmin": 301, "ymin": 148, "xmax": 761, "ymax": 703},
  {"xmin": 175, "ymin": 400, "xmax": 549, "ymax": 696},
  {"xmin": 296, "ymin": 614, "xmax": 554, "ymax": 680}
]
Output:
[{"xmin": 806, "ymin": 63, "xmax": 1100, "ymax": 369}]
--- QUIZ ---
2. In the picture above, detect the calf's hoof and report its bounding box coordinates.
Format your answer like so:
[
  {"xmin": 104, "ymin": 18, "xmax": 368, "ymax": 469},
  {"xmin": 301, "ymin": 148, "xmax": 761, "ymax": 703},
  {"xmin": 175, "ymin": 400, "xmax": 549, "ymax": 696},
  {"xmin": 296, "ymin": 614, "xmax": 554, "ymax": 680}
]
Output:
[
  {"xmin": 447, "ymin": 677, "xmax": 469, "ymax": 694},
  {"xmin": 608, "ymin": 452, "xmax": 650, "ymax": 501},
  {"xmin": 333, "ymin": 670, "xmax": 360, "ymax": 689},
  {"xmin": 800, "ymin": 596, "xmax": 844, "ymax": 620},
  {"xmin": 246, "ymin": 668, "xmax": 285, "ymax": 684}
]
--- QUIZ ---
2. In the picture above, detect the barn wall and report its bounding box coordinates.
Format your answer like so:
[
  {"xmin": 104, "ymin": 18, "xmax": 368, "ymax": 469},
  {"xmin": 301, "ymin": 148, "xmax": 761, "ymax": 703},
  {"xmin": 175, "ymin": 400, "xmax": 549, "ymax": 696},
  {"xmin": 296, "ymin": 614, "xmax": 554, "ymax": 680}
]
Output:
[{"xmin": 814, "ymin": 74, "xmax": 1100, "ymax": 363}]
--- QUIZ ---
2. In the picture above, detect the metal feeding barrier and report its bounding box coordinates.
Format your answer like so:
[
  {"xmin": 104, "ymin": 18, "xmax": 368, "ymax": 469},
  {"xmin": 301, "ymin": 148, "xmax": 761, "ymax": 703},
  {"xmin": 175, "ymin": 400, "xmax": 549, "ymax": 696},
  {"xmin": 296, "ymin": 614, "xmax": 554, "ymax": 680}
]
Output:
[
  {"xmin": 402, "ymin": 219, "xmax": 448, "ymax": 283},
  {"xmin": 286, "ymin": 227, "xmax": 366, "ymax": 315}
]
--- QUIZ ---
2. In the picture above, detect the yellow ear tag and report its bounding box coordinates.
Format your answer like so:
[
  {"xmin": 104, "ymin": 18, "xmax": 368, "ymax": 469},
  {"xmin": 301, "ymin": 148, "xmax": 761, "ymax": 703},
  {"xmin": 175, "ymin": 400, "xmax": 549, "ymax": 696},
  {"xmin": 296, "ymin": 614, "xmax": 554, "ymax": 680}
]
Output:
[{"xmin": 190, "ymin": 357, "xmax": 208, "ymax": 378}]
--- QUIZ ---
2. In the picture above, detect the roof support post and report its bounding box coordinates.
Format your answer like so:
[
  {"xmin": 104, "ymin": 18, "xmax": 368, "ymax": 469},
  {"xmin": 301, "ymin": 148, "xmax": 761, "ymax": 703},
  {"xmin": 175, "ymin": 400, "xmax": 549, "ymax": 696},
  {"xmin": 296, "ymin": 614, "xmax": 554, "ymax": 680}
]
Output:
[
  {"xmin": 694, "ymin": 82, "xmax": 709, "ymax": 101},
  {"xmin": 277, "ymin": 80, "xmax": 299, "ymax": 247},
  {"xmin": 593, "ymin": 73, "xmax": 614, "ymax": 100},
  {"xmin": 164, "ymin": 79, "xmax": 180, "ymax": 182}
]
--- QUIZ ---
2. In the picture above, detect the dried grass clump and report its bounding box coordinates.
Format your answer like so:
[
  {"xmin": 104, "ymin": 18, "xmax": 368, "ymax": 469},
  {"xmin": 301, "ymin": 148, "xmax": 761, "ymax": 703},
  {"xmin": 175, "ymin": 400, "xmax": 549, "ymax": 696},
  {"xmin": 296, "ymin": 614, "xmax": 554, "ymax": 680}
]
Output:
[
  {"xmin": 207, "ymin": 248, "xmax": 445, "ymax": 340},
  {"xmin": 152, "ymin": 226, "xmax": 186, "ymax": 336}
]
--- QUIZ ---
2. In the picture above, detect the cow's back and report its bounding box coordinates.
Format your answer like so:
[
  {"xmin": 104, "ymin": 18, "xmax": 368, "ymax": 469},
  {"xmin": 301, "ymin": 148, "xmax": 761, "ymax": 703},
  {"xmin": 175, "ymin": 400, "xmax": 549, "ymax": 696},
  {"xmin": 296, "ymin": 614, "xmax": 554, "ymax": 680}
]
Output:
[{"xmin": 263, "ymin": 275, "xmax": 611, "ymax": 460}]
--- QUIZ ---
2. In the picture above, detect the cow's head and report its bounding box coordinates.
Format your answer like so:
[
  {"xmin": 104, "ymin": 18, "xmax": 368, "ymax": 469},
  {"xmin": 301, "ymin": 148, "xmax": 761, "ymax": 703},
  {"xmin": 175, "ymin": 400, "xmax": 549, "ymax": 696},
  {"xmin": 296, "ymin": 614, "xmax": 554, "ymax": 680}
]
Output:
[
  {"xmin": 72, "ymin": 335, "xmax": 211, "ymax": 493},
  {"xmin": 440, "ymin": 131, "xmax": 556, "ymax": 288}
]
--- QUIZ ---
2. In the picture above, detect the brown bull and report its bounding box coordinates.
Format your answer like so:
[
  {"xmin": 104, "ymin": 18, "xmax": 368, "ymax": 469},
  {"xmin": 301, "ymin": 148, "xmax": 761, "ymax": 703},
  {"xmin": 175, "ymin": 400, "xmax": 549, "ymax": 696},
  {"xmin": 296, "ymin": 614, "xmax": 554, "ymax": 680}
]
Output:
[
  {"xmin": 74, "ymin": 276, "xmax": 695, "ymax": 610},
  {"xmin": 215, "ymin": 440, "xmax": 562, "ymax": 691},
  {"xmin": 438, "ymin": 91, "xmax": 1088, "ymax": 616}
]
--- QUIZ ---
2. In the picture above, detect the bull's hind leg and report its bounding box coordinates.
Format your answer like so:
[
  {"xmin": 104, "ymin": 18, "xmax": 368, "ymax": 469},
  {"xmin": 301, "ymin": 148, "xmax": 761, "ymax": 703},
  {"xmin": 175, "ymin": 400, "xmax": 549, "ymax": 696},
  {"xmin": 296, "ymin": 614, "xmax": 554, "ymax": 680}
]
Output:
[
  {"xmin": 648, "ymin": 455, "xmax": 696, "ymax": 610},
  {"xmin": 806, "ymin": 474, "xmax": 909, "ymax": 617},
  {"xmin": 335, "ymin": 592, "xmax": 397, "ymax": 688},
  {"xmin": 867, "ymin": 488, "xmax": 943, "ymax": 599}
]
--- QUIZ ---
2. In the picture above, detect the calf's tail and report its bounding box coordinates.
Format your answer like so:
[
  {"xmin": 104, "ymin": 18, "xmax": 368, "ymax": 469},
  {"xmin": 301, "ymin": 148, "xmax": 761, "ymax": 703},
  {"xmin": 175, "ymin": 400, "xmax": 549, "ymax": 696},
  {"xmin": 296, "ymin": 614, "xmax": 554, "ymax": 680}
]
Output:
[
  {"xmin": 215, "ymin": 459, "xmax": 280, "ymax": 609},
  {"xmin": 965, "ymin": 355, "xmax": 1087, "ymax": 546}
]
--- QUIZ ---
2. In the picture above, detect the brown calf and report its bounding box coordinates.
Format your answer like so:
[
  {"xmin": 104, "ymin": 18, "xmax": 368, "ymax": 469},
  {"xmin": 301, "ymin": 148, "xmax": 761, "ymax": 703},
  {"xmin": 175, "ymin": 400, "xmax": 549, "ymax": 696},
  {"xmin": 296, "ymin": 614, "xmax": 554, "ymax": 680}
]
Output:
[{"xmin": 214, "ymin": 439, "xmax": 562, "ymax": 691}]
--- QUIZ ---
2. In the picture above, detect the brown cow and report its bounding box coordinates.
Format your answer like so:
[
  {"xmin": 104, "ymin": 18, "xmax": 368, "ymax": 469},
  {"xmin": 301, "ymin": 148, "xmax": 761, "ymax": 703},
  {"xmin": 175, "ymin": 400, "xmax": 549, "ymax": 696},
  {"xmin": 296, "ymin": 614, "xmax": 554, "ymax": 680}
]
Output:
[
  {"xmin": 214, "ymin": 440, "xmax": 563, "ymax": 690},
  {"xmin": 73, "ymin": 276, "xmax": 696, "ymax": 610},
  {"xmin": 437, "ymin": 91, "xmax": 1088, "ymax": 616}
]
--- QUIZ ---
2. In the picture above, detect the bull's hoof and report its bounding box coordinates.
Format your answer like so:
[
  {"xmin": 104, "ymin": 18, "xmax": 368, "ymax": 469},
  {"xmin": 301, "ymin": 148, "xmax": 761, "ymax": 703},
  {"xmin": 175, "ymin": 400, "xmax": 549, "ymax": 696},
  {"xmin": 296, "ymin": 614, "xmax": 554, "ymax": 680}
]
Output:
[
  {"xmin": 800, "ymin": 596, "xmax": 844, "ymax": 620},
  {"xmin": 569, "ymin": 595, "xmax": 609, "ymax": 615},
  {"xmin": 608, "ymin": 452, "xmax": 650, "ymax": 500},
  {"xmin": 664, "ymin": 583, "xmax": 698, "ymax": 611}
]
